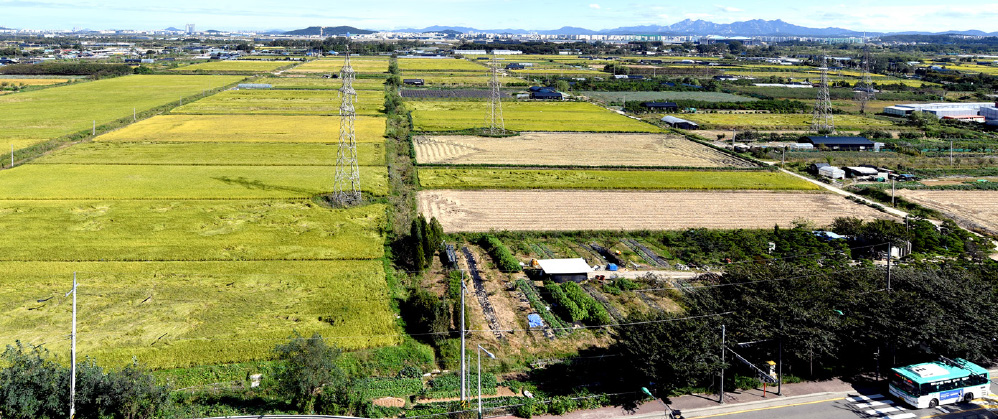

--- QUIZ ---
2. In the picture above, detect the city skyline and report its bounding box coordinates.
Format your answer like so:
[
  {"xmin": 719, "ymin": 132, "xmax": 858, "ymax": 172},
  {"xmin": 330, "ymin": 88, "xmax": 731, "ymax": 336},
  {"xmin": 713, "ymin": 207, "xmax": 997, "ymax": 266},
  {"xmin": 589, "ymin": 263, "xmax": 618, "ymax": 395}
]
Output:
[{"xmin": 2, "ymin": 0, "xmax": 997, "ymax": 33}]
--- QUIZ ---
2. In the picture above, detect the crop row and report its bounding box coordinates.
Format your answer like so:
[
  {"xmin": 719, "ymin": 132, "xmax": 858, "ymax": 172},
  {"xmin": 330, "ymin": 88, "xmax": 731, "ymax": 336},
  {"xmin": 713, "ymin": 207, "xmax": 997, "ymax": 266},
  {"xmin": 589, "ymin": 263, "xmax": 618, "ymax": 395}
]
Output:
[
  {"xmin": 562, "ymin": 282, "xmax": 612, "ymax": 325},
  {"xmin": 479, "ymin": 235, "xmax": 522, "ymax": 272},
  {"xmin": 544, "ymin": 281, "xmax": 585, "ymax": 323},
  {"xmin": 517, "ymin": 279, "xmax": 569, "ymax": 335}
]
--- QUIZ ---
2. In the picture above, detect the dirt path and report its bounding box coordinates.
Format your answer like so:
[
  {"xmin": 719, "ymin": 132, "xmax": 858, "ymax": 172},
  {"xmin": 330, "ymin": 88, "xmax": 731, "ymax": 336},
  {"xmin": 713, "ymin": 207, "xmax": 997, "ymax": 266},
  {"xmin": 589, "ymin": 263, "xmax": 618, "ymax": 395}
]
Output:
[{"xmin": 461, "ymin": 246, "xmax": 504, "ymax": 340}]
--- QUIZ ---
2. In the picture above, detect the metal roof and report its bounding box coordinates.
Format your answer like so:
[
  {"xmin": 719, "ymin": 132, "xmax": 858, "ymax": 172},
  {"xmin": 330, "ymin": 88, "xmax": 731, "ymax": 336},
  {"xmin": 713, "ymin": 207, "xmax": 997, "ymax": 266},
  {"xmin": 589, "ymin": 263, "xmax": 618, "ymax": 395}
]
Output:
[
  {"xmin": 536, "ymin": 258, "xmax": 593, "ymax": 275},
  {"xmin": 804, "ymin": 136, "xmax": 874, "ymax": 146},
  {"xmin": 893, "ymin": 359, "xmax": 987, "ymax": 384},
  {"xmin": 660, "ymin": 116, "xmax": 697, "ymax": 125}
]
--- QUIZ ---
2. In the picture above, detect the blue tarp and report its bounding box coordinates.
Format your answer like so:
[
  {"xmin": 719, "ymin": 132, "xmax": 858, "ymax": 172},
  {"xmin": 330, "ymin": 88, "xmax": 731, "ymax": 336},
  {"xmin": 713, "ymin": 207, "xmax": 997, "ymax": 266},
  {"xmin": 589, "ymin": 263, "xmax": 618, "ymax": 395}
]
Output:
[
  {"xmin": 606, "ymin": 263, "xmax": 619, "ymax": 271},
  {"xmin": 527, "ymin": 313, "xmax": 544, "ymax": 328}
]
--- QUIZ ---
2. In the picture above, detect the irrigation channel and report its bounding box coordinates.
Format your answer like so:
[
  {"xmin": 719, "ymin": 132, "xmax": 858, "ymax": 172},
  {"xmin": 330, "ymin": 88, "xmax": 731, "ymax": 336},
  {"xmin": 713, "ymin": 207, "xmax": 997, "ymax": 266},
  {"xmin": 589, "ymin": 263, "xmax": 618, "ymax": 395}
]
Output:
[{"xmin": 461, "ymin": 246, "xmax": 504, "ymax": 340}]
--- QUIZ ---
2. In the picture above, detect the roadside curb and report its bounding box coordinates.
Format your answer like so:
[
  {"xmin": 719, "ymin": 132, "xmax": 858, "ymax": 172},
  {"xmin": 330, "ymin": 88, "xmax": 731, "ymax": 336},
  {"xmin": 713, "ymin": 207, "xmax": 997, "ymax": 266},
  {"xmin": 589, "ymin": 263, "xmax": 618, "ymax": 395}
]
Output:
[{"xmin": 680, "ymin": 390, "xmax": 854, "ymax": 418}]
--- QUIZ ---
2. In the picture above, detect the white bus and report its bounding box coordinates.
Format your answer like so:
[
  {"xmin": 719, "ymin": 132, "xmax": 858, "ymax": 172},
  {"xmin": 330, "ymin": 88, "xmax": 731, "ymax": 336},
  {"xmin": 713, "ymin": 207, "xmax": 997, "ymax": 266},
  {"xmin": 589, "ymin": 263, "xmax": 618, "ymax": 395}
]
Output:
[{"xmin": 889, "ymin": 357, "xmax": 990, "ymax": 408}]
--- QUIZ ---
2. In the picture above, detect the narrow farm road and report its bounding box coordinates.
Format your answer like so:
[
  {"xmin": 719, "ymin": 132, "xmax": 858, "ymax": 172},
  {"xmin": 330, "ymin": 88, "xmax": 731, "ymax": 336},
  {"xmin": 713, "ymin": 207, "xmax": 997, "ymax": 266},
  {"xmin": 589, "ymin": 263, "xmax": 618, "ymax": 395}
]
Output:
[{"xmin": 775, "ymin": 167, "xmax": 910, "ymax": 219}]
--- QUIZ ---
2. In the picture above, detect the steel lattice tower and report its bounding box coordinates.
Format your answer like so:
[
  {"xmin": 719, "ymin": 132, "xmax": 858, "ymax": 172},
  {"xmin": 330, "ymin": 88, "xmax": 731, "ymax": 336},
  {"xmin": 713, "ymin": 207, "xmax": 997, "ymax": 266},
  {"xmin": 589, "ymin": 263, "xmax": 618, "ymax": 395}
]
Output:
[
  {"xmin": 333, "ymin": 47, "xmax": 361, "ymax": 205},
  {"xmin": 811, "ymin": 56, "xmax": 835, "ymax": 134},
  {"xmin": 486, "ymin": 53, "xmax": 506, "ymax": 135},
  {"xmin": 855, "ymin": 43, "xmax": 875, "ymax": 114}
]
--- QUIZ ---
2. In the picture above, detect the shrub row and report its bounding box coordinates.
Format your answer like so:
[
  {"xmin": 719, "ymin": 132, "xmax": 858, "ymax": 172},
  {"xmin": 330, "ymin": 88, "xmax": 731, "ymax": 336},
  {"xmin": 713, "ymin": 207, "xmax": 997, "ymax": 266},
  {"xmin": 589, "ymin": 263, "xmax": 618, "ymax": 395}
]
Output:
[
  {"xmin": 479, "ymin": 235, "xmax": 521, "ymax": 272},
  {"xmin": 353, "ymin": 377, "xmax": 425, "ymax": 399},
  {"xmin": 544, "ymin": 281, "xmax": 585, "ymax": 322},
  {"xmin": 563, "ymin": 282, "xmax": 612, "ymax": 325}
]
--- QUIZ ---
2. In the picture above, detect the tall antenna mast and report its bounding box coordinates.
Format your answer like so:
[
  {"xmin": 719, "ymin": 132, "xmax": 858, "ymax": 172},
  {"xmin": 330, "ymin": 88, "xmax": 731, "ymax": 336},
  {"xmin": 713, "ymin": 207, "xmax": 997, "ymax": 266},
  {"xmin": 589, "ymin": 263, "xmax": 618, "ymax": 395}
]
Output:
[
  {"xmin": 856, "ymin": 38, "xmax": 875, "ymax": 114},
  {"xmin": 486, "ymin": 53, "xmax": 506, "ymax": 135},
  {"xmin": 333, "ymin": 39, "xmax": 361, "ymax": 205},
  {"xmin": 811, "ymin": 55, "xmax": 834, "ymax": 134}
]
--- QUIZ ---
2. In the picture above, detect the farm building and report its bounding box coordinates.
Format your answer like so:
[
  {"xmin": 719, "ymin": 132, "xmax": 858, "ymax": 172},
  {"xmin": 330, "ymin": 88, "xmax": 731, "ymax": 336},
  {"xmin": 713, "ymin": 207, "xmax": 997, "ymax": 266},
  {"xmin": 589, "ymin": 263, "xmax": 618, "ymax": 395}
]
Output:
[
  {"xmin": 844, "ymin": 166, "xmax": 880, "ymax": 178},
  {"xmin": 981, "ymin": 105, "xmax": 998, "ymax": 122},
  {"xmin": 536, "ymin": 258, "xmax": 594, "ymax": 283},
  {"xmin": 808, "ymin": 163, "xmax": 830, "ymax": 175},
  {"xmin": 801, "ymin": 136, "xmax": 875, "ymax": 151},
  {"xmin": 505, "ymin": 63, "xmax": 525, "ymax": 70},
  {"xmin": 403, "ymin": 79, "xmax": 425, "ymax": 86},
  {"xmin": 643, "ymin": 102, "xmax": 679, "ymax": 112},
  {"xmin": 660, "ymin": 115, "xmax": 699, "ymax": 130},
  {"xmin": 883, "ymin": 102, "xmax": 995, "ymax": 118},
  {"xmin": 529, "ymin": 86, "xmax": 563, "ymax": 100}
]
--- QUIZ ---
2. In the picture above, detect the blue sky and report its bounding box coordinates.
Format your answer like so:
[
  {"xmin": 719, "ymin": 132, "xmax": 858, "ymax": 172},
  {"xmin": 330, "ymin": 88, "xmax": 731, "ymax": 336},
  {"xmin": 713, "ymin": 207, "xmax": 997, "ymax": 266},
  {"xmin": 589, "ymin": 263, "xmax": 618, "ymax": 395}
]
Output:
[{"xmin": 2, "ymin": 0, "xmax": 996, "ymax": 32}]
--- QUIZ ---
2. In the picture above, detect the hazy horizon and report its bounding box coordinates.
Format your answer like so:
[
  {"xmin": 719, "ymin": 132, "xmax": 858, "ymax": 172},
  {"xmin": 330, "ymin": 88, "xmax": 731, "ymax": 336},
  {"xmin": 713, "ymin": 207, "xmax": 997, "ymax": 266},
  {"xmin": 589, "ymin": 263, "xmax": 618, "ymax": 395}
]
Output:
[{"xmin": 2, "ymin": 0, "xmax": 997, "ymax": 33}]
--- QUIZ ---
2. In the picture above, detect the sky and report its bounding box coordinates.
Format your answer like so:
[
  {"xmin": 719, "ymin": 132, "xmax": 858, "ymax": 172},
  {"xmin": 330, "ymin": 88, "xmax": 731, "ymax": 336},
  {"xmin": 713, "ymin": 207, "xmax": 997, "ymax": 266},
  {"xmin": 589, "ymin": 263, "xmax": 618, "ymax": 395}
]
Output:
[{"xmin": 2, "ymin": 0, "xmax": 997, "ymax": 33}]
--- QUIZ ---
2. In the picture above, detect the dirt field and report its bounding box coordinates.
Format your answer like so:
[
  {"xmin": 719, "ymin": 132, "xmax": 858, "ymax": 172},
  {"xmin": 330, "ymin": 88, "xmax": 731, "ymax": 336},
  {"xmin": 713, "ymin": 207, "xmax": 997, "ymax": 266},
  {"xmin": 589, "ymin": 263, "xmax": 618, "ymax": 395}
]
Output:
[
  {"xmin": 896, "ymin": 190, "xmax": 998, "ymax": 234},
  {"xmin": 419, "ymin": 190, "xmax": 891, "ymax": 232},
  {"xmin": 414, "ymin": 132, "xmax": 754, "ymax": 168}
]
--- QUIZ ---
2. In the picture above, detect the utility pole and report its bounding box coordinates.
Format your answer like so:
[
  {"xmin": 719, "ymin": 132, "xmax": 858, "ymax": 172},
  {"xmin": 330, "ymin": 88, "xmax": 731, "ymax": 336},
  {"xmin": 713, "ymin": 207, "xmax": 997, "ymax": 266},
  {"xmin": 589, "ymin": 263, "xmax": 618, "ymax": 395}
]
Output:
[
  {"xmin": 886, "ymin": 241, "xmax": 892, "ymax": 292},
  {"xmin": 460, "ymin": 270, "xmax": 467, "ymax": 402},
  {"xmin": 66, "ymin": 272, "xmax": 77, "ymax": 419},
  {"xmin": 133, "ymin": 107, "xmax": 136, "ymax": 122},
  {"xmin": 777, "ymin": 335, "xmax": 782, "ymax": 396},
  {"xmin": 10, "ymin": 144, "xmax": 13, "ymax": 168},
  {"xmin": 950, "ymin": 140, "xmax": 954, "ymax": 166},
  {"xmin": 92, "ymin": 120, "xmax": 95, "ymax": 136},
  {"xmin": 719, "ymin": 324, "xmax": 725, "ymax": 404},
  {"xmin": 891, "ymin": 177, "xmax": 896, "ymax": 207}
]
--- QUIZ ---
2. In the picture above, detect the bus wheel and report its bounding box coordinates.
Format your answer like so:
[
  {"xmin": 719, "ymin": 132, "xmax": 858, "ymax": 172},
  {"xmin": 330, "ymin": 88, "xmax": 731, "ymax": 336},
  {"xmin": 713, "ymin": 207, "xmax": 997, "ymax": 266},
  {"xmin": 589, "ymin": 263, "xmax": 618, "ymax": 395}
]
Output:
[
  {"xmin": 929, "ymin": 399, "xmax": 939, "ymax": 408},
  {"xmin": 964, "ymin": 393, "xmax": 974, "ymax": 403}
]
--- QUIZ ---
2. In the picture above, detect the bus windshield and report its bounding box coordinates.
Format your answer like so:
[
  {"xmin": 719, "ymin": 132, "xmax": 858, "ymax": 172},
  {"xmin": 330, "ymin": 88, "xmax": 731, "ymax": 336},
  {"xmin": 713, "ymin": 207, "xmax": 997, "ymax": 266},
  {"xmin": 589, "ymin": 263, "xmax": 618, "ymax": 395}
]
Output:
[{"xmin": 891, "ymin": 372, "xmax": 920, "ymax": 396}]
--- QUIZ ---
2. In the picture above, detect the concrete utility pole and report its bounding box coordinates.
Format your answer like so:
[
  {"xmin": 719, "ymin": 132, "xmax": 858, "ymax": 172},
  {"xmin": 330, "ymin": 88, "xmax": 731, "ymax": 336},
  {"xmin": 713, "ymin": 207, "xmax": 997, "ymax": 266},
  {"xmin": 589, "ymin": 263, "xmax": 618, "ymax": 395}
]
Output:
[
  {"xmin": 91, "ymin": 120, "xmax": 95, "ymax": 136},
  {"xmin": 719, "ymin": 324, "xmax": 725, "ymax": 404},
  {"xmin": 460, "ymin": 271, "xmax": 467, "ymax": 402},
  {"xmin": 11, "ymin": 144, "xmax": 13, "ymax": 168},
  {"xmin": 66, "ymin": 272, "xmax": 77, "ymax": 419}
]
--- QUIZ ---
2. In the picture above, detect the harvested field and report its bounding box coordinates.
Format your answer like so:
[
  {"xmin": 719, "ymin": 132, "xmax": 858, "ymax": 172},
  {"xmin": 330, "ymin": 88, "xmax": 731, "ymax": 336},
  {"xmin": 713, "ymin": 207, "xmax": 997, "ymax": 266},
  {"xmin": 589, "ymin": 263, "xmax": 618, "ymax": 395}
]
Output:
[
  {"xmin": 414, "ymin": 132, "xmax": 754, "ymax": 167},
  {"xmin": 419, "ymin": 190, "xmax": 890, "ymax": 232},
  {"xmin": 895, "ymin": 190, "xmax": 998, "ymax": 235}
]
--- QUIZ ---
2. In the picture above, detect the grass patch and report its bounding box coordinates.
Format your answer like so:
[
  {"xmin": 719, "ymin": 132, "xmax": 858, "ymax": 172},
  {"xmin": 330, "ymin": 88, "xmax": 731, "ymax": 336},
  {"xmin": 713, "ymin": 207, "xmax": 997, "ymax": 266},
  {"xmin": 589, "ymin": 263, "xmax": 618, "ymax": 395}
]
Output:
[
  {"xmin": 287, "ymin": 57, "xmax": 390, "ymax": 74},
  {"xmin": 398, "ymin": 58, "xmax": 489, "ymax": 72},
  {"xmin": 36, "ymin": 142, "xmax": 385, "ymax": 167},
  {"xmin": 409, "ymin": 101, "xmax": 662, "ymax": 133},
  {"xmin": 582, "ymin": 91, "xmax": 757, "ymax": 103},
  {"xmin": 264, "ymin": 76, "xmax": 387, "ymax": 90},
  {"xmin": 418, "ymin": 168, "xmax": 819, "ymax": 190},
  {"xmin": 170, "ymin": 60, "xmax": 293, "ymax": 73},
  {"xmin": 0, "ymin": 200, "xmax": 386, "ymax": 261}
]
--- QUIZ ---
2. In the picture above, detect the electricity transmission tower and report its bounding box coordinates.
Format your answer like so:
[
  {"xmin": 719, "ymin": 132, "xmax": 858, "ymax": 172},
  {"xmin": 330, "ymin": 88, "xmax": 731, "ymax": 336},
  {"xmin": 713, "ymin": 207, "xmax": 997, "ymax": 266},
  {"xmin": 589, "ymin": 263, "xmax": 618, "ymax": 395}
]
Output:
[
  {"xmin": 855, "ymin": 42, "xmax": 875, "ymax": 114},
  {"xmin": 333, "ymin": 46, "xmax": 361, "ymax": 205},
  {"xmin": 811, "ymin": 55, "xmax": 835, "ymax": 134},
  {"xmin": 485, "ymin": 53, "xmax": 506, "ymax": 135}
]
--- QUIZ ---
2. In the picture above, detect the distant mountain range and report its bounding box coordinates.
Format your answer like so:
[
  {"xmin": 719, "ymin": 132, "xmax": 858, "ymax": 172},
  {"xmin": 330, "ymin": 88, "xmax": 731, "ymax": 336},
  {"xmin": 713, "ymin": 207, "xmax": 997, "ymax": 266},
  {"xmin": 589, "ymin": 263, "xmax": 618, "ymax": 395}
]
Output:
[
  {"xmin": 283, "ymin": 26, "xmax": 374, "ymax": 36},
  {"xmin": 389, "ymin": 19, "xmax": 998, "ymax": 37}
]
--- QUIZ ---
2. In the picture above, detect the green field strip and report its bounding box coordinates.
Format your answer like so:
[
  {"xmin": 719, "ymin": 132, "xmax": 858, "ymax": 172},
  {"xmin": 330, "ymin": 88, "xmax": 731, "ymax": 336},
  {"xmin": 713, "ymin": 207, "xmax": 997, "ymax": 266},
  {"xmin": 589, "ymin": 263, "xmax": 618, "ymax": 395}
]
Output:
[
  {"xmin": 419, "ymin": 168, "xmax": 821, "ymax": 191},
  {"xmin": 408, "ymin": 101, "xmax": 663, "ymax": 133},
  {"xmin": 0, "ymin": 200, "xmax": 385, "ymax": 261},
  {"xmin": 171, "ymin": 89, "xmax": 385, "ymax": 116},
  {"xmin": 0, "ymin": 75, "xmax": 245, "ymax": 146},
  {"xmin": 36, "ymin": 142, "xmax": 385, "ymax": 166}
]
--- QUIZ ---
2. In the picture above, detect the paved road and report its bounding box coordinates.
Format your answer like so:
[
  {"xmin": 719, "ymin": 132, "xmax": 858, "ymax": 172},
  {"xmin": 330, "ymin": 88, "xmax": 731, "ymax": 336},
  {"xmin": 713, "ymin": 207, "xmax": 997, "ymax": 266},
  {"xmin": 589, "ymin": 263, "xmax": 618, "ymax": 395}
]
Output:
[{"xmin": 694, "ymin": 393, "xmax": 996, "ymax": 419}]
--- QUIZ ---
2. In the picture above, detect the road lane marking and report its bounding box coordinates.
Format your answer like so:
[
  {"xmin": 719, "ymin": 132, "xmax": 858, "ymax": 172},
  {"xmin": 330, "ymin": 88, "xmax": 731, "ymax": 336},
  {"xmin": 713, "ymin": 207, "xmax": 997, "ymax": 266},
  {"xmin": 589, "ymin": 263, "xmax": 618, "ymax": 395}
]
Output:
[
  {"xmin": 865, "ymin": 406, "xmax": 903, "ymax": 415},
  {"xmin": 934, "ymin": 405, "xmax": 949, "ymax": 413},
  {"xmin": 920, "ymin": 405, "xmax": 987, "ymax": 418},
  {"xmin": 884, "ymin": 413, "xmax": 915, "ymax": 419},
  {"xmin": 855, "ymin": 400, "xmax": 893, "ymax": 408},
  {"xmin": 847, "ymin": 394, "xmax": 885, "ymax": 402},
  {"xmin": 692, "ymin": 396, "xmax": 845, "ymax": 418}
]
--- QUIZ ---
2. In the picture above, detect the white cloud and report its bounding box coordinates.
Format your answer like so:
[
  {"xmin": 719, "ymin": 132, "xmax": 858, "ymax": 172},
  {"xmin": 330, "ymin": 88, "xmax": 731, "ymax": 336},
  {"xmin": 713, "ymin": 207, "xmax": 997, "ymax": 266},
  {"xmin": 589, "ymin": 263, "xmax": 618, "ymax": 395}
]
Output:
[
  {"xmin": 589, "ymin": 3, "xmax": 600, "ymax": 9},
  {"xmin": 715, "ymin": 5, "xmax": 743, "ymax": 12},
  {"xmin": 684, "ymin": 13, "xmax": 714, "ymax": 19}
]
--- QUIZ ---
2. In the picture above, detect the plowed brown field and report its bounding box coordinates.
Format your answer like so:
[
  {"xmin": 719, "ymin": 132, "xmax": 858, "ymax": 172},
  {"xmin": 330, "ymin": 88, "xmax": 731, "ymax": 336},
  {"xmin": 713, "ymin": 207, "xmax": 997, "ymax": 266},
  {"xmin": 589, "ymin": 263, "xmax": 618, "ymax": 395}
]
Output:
[
  {"xmin": 896, "ymin": 190, "xmax": 998, "ymax": 234},
  {"xmin": 414, "ymin": 132, "xmax": 753, "ymax": 167},
  {"xmin": 419, "ymin": 190, "xmax": 891, "ymax": 232}
]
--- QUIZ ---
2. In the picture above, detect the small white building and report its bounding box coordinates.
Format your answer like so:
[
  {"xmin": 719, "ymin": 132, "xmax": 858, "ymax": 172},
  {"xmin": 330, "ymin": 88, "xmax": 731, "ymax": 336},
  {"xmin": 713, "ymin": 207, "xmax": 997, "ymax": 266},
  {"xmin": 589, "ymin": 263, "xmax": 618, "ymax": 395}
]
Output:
[
  {"xmin": 536, "ymin": 258, "xmax": 594, "ymax": 283},
  {"xmin": 883, "ymin": 102, "xmax": 995, "ymax": 118},
  {"xmin": 819, "ymin": 166, "xmax": 845, "ymax": 179}
]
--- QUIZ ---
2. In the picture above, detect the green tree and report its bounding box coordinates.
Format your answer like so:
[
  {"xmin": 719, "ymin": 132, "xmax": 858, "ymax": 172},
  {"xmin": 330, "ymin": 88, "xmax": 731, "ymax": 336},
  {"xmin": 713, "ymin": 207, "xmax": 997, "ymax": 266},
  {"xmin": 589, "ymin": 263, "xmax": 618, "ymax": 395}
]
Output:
[
  {"xmin": 0, "ymin": 342, "xmax": 66, "ymax": 419},
  {"xmin": 273, "ymin": 332, "xmax": 346, "ymax": 414}
]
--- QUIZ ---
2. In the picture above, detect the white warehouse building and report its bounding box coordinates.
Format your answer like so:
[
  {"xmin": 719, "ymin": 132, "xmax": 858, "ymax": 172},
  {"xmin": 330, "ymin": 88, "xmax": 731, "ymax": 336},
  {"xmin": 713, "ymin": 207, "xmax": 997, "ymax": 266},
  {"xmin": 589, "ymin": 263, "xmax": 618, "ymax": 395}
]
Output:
[{"xmin": 883, "ymin": 102, "xmax": 996, "ymax": 118}]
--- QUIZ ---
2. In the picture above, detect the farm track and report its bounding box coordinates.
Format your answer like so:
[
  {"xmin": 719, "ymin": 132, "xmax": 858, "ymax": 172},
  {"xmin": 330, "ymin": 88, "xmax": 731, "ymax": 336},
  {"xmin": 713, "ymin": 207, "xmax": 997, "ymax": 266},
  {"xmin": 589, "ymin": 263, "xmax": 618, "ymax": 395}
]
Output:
[
  {"xmin": 623, "ymin": 238, "xmax": 669, "ymax": 268},
  {"xmin": 896, "ymin": 190, "xmax": 998, "ymax": 236},
  {"xmin": 461, "ymin": 246, "xmax": 504, "ymax": 340},
  {"xmin": 419, "ymin": 190, "xmax": 892, "ymax": 232}
]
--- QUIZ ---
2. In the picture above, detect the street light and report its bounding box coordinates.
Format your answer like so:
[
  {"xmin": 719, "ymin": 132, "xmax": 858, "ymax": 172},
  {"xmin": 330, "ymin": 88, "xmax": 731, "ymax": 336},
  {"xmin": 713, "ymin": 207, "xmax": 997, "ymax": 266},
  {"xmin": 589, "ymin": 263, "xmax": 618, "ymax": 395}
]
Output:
[
  {"xmin": 477, "ymin": 344, "xmax": 496, "ymax": 419},
  {"xmin": 641, "ymin": 387, "xmax": 682, "ymax": 419}
]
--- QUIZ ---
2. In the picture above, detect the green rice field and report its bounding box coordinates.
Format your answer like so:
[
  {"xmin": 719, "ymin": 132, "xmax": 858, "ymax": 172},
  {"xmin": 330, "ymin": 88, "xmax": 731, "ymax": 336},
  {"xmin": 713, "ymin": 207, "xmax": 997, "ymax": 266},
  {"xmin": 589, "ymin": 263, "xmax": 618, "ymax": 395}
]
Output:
[
  {"xmin": 398, "ymin": 58, "xmax": 489, "ymax": 72},
  {"xmin": 0, "ymin": 164, "xmax": 388, "ymax": 199},
  {"xmin": 288, "ymin": 57, "xmax": 390, "ymax": 74},
  {"xmin": 0, "ymin": 75, "xmax": 244, "ymax": 150},
  {"xmin": 0, "ymin": 200, "xmax": 386, "ymax": 261},
  {"xmin": 409, "ymin": 101, "xmax": 663, "ymax": 133},
  {"xmin": 171, "ymin": 89, "xmax": 384, "ymax": 116},
  {"xmin": 419, "ymin": 168, "xmax": 819, "ymax": 190},
  {"xmin": 264, "ymin": 76, "xmax": 388, "ymax": 90},
  {"xmin": 37, "ymin": 142, "xmax": 385, "ymax": 166}
]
